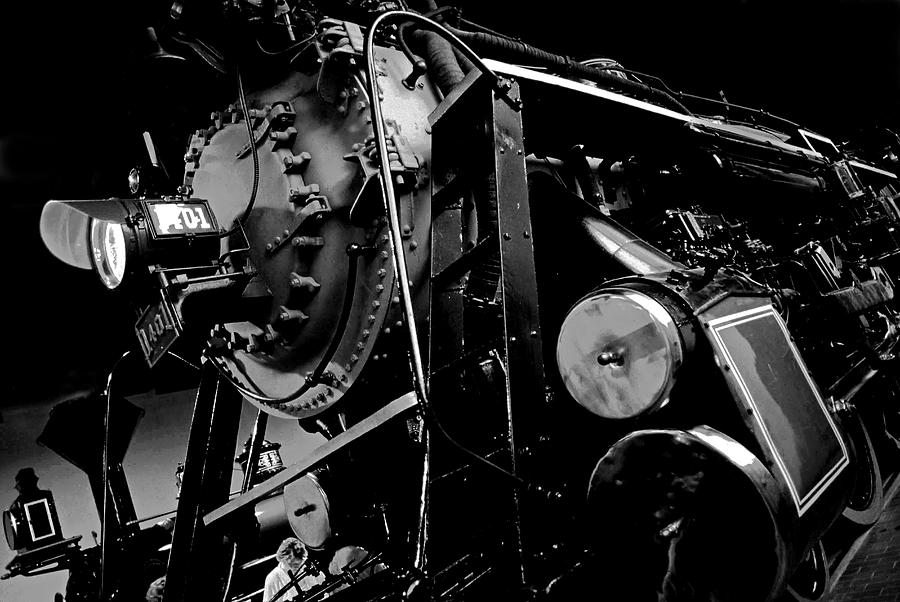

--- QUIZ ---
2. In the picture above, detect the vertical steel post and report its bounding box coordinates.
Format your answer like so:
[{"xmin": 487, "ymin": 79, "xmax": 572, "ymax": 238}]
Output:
[
  {"xmin": 428, "ymin": 72, "xmax": 547, "ymax": 589},
  {"xmin": 490, "ymin": 78, "xmax": 548, "ymax": 585},
  {"xmin": 163, "ymin": 359, "xmax": 243, "ymax": 602}
]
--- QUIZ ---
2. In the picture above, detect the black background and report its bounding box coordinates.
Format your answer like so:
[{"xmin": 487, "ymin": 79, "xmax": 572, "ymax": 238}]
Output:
[{"xmin": 1, "ymin": 0, "xmax": 898, "ymax": 408}]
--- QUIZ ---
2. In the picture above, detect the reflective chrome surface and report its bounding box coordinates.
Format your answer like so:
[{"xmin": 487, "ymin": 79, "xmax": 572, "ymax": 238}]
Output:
[
  {"xmin": 587, "ymin": 426, "xmax": 788, "ymax": 600},
  {"xmin": 557, "ymin": 287, "xmax": 684, "ymax": 419}
]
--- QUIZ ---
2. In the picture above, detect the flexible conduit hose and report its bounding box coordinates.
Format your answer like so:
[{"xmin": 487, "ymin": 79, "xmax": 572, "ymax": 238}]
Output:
[
  {"xmin": 403, "ymin": 0, "xmax": 689, "ymax": 112},
  {"xmin": 437, "ymin": 23, "xmax": 691, "ymax": 114},
  {"xmin": 402, "ymin": 0, "xmax": 467, "ymax": 93},
  {"xmin": 420, "ymin": 30, "xmax": 467, "ymax": 91}
]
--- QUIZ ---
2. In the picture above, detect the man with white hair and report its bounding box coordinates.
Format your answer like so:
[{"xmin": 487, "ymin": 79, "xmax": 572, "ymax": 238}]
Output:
[
  {"xmin": 263, "ymin": 537, "xmax": 326, "ymax": 601},
  {"xmin": 145, "ymin": 576, "xmax": 165, "ymax": 602}
]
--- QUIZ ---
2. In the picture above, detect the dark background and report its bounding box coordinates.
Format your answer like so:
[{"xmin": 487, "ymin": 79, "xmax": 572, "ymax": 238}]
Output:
[{"xmin": 0, "ymin": 0, "xmax": 898, "ymax": 409}]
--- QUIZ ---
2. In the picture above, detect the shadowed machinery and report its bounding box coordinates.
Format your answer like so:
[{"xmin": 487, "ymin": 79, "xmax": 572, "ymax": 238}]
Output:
[{"xmin": 4, "ymin": 1, "xmax": 900, "ymax": 601}]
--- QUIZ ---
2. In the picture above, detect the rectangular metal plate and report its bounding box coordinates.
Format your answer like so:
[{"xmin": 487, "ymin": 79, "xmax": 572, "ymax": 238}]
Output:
[
  {"xmin": 135, "ymin": 294, "xmax": 182, "ymax": 367},
  {"xmin": 706, "ymin": 303, "xmax": 849, "ymax": 516},
  {"xmin": 144, "ymin": 200, "xmax": 217, "ymax": 238},
  {"xmin": 798, "ymin": 129, "xmax": 840, "ymax": 159},
  {"xmin": 23, "ymin": 499, "xmax": 55, "ymax": 541}
]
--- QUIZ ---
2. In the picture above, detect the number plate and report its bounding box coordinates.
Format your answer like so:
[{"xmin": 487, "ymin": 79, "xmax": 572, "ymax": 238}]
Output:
[
  {"xmin": 143, "ymin": 200, "xmax": 217, "ymax": 237},
  {"xmin": 135, "ymin": 296, "xmax": 182, "ymax": 367}
]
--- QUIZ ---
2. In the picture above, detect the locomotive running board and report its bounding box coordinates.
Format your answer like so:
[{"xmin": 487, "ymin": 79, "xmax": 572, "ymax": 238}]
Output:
[{"xmin": 203, "ymin": 391, "xmax": 417, "ymax": 527}]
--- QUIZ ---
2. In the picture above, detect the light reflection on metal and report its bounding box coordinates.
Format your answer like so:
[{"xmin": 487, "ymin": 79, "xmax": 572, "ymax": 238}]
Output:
[{"xmin": 557, "ymin": 287, "xmax": 685, "ymax": 419}]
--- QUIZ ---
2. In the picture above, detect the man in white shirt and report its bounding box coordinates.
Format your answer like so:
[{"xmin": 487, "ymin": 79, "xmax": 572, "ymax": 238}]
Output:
[{"xmin": 263, "ymin": 537, "xmax": 326, "ymax": 601}]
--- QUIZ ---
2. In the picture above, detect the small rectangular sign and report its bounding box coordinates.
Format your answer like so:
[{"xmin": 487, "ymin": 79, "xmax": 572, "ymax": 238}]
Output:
[
  {"xmin": 144, "ymin": 200, "xmax": 217, "ymax": 237},
  {"xmin": 135, "ymin": 294, "xmax": 182, "ymax": 367},
  {"xmin": 23, "ymin": 499, "xmax": 55, "ymax": 541}
]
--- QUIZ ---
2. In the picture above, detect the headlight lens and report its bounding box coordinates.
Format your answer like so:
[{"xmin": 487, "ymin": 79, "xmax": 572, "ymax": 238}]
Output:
[
  {"xmin": 90, "ymin": 219, "xmax": 127, "ymax": 289},
  {"xmin": 556, "ymin": 287, "xmax": 685, "ymax": 419}
]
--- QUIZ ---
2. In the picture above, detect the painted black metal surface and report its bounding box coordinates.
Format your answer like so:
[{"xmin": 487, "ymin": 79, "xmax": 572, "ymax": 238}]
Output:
[
  {"xmin": 427, "ymin": 73, "xmax": 550, "ymax": 590},
  {"xmin": 163, "ymin": 360, "xmax": 243, "ymax": 602}
]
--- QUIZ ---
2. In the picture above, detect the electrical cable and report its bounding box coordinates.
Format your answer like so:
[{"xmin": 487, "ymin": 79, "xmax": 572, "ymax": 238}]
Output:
[
  {"xmin": 675, "ymin": 88, "xmax": 804, "ymax": 134},
  {"xmin": 217, "ymin": 67, "xmax": 260, "ymax": 240},
  {"xmin": 165, "ymin": 351, "xmax": 200, "ymax": 371},
  {"xmin": 607, "ymin": 65, "xmax": 804, "ymax": 135},
  {"xmin": 254, "ymin": 31, "xmax": 317, "ymax": 56},
  {"xmin": 397, "ymin": 22, "xmax": 426, "ymax": 73}
]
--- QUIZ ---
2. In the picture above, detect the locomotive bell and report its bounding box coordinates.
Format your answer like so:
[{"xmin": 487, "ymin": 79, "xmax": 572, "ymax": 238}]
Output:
[{"xmin": 556, "ymin": 284, "xmax": 692, "ymax": 419}]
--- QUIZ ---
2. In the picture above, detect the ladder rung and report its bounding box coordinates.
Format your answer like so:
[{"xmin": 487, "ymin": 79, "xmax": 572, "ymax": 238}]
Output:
[
  {"xmin": 433, "ymin": 234, "xmax": 498, "ymax": 290},
  {"xmin": 431, "ymin": 170, "xmax": 471, "ymax": 212},
  {"xmin": 428, "ymin": 338, "xmax": 503, "ymax": 381}
]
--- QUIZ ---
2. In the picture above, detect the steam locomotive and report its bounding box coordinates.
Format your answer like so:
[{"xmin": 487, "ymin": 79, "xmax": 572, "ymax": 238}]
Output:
[{"xmin": 26, "ymin": 0, "xmax": 900, "ymax": 600}]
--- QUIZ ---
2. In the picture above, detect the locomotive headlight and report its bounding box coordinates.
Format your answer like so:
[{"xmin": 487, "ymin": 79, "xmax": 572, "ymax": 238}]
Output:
[
  {"xmin": 556, "ymin": 285, "xmax": 691, "ymax": 419},
  {"xmin": 40, "ymin": 198, "xmax": 220, "ymax": 292},
  {"xmin": 90, "ymin": 219, "xmax": 128, "ymax": 289}
]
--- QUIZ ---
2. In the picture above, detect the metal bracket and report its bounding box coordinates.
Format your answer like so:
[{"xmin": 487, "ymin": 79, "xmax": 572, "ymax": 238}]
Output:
[
  {"xmin": 235, "ymin": 102, "xmax": 297, "ymax": 159},
  {"xmin": 264, "ymin": 198, "xmax": 332, "ymax": 257}
]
